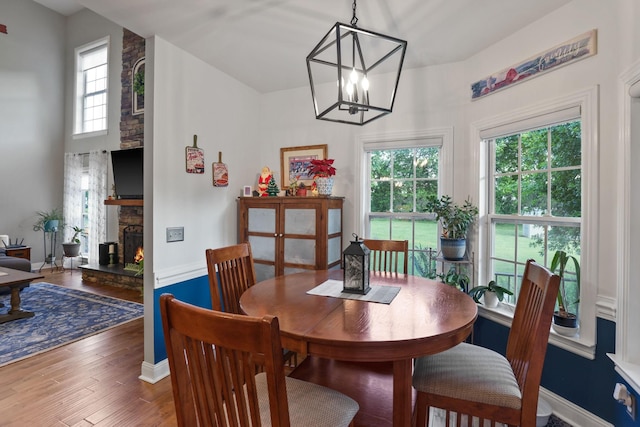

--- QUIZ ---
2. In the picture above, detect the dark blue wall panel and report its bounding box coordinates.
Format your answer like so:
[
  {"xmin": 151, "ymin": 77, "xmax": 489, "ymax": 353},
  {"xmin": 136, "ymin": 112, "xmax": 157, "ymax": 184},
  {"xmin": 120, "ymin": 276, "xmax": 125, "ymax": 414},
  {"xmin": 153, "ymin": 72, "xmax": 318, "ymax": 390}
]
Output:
[
  {"xmin": 153, "ymin": 275, "xmax": 211, "ymax": 363},
  {"xmin": 473, "ymin": 316, "xmax": 617, "ymax": 424}
]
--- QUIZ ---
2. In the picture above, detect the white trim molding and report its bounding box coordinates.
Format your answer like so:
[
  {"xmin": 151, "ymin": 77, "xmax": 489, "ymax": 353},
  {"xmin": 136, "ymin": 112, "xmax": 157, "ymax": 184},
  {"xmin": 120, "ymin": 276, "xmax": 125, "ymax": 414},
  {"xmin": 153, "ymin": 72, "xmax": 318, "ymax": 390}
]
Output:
[
  {"xmin": 139, "ymin": 359, "xmax": 169, "ymax": 384},
  {"xmin": 540, "ymin": 387, "xmax": 613, "ymax": 427},
  {"xmin": 611, "ymin": 57, "xmax": 640, "ymax": 391}
]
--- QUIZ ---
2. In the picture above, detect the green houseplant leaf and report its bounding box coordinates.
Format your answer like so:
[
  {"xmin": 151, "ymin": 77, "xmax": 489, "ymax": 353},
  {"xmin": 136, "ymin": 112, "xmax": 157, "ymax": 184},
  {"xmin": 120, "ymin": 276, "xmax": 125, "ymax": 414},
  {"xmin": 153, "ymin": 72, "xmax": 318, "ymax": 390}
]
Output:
[
  {"xmin": 468, "ymin": 280, "xmax": 514, "ymax": 304},
  {"xmin": 424, "ymin": 195, "xmax": 478, "ymax": 239},
  {"xmin": 550, "ymin": 250, "xmax": 580, "ymax": 316}
]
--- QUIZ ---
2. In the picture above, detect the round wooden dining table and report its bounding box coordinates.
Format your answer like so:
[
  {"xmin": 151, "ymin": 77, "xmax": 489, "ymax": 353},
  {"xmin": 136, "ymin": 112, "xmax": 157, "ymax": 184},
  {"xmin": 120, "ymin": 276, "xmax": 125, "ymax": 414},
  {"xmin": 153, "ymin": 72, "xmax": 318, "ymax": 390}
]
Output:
[{"xmin": 239, "ymin": 269, "xmax": 478, "ymax": 427}]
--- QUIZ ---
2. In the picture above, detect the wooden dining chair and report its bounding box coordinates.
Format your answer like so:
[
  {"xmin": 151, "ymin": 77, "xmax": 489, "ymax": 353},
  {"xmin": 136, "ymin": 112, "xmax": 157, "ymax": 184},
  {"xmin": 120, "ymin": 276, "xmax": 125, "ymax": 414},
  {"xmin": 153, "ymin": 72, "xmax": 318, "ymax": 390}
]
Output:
[
  {"xmin": 205, "ymin": 243, "xmax": 257, "ymax": 314},
  {"xmin": 411, "ymin": 259, "xmax": 561, "ymax": 427},
  {"xmin": 206, "ymin": 242, "xmax": 297, "ymax": 366},
  {"xmin": 362, "ymin": 239, "xmax": 409, "ymax": 274},
  {"xmin": 160, "ymin": 294, "xmax": 359, "ymax": 427}
]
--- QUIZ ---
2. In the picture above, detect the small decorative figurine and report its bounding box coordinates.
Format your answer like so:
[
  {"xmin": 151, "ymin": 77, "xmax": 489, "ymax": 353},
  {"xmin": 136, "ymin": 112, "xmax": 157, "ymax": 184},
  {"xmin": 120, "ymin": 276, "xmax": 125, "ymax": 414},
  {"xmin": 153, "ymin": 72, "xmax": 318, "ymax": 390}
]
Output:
[
  {"xmin": 257, "ymin": 166, "xmax": 272, "ymax": 197},
  {"xmin": 266, "ymin": 176, "xmax": 280, "ymax": 196}
]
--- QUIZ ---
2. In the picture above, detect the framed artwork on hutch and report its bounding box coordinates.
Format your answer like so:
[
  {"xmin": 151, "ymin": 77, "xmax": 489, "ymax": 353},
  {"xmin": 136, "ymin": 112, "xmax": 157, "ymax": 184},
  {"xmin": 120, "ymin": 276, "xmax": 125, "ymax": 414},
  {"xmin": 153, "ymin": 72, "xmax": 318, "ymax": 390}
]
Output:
[{"xmin": 280, "ymin": 144, "xmax": 327, "ymax": 189}]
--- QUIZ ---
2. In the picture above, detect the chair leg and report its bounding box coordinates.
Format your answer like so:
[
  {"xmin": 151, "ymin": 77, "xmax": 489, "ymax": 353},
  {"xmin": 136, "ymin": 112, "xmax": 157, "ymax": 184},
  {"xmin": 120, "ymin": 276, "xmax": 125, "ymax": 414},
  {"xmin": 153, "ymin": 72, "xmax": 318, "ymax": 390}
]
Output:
[{"xmin": 414, "ymin": 392, "xmax": 428, "ymax": 427}]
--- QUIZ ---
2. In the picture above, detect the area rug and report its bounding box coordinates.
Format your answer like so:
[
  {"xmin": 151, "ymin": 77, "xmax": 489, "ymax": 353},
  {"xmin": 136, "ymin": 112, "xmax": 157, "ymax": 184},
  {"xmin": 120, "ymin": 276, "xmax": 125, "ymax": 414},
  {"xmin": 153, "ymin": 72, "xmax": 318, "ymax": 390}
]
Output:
[{"xmin": 0, "ymin": 282, "xmax": 144, "ymax": 367}]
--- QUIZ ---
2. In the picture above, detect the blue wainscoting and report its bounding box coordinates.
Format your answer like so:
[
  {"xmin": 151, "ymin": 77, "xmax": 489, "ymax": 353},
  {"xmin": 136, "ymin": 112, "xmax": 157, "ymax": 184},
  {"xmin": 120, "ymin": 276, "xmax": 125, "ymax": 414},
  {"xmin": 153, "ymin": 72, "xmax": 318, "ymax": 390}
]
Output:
[
  {"xmin": 153, "ymin": 275, "xmax": 211, "ymax": 363},
  {"xmin": 473, "ymin": 316, "xmax": 617, "ymax": 424}
]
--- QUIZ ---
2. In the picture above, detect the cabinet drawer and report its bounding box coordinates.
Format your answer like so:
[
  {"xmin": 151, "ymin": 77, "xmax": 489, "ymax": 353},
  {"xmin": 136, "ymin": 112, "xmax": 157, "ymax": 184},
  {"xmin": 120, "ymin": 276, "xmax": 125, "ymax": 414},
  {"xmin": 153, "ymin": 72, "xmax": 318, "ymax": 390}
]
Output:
[{"xmin": 6, "ymin": 247, "xmax": 31, "ymax": 261}]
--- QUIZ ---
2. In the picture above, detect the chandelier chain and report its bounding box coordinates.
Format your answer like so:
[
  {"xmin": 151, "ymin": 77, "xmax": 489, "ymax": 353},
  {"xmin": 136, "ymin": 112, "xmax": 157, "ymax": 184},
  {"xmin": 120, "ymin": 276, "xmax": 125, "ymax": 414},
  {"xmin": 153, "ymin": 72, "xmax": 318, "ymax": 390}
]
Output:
[{"xmin": 351, "ymin": 0, "xmax": 358, "ymax": 27}]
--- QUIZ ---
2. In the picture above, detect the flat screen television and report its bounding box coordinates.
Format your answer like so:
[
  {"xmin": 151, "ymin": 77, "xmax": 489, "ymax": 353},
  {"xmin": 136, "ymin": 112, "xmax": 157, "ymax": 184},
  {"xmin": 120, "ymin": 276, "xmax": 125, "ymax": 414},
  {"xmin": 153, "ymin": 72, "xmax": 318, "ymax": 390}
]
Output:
[{"xmin": 111, "ymin": 148, "xmax": 143, "ymax": 199}]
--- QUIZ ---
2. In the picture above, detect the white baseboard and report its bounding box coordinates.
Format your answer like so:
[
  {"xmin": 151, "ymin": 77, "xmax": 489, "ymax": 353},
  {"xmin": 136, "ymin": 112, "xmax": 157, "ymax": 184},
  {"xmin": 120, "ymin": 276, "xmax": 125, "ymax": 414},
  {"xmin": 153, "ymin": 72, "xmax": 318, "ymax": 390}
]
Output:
[
  {"xmin": 540, "ymin": 387, "xmax": 613, "ymax": 427},
  {"xmin": 139, "ymin": 359, "xmax": 169, "ymax": 384}
]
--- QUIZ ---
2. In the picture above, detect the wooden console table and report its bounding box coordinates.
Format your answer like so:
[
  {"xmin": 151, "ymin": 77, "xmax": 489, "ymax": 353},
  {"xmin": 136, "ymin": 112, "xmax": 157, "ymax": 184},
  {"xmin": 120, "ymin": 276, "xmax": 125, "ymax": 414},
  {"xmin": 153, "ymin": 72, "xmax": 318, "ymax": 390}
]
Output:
[{"xmin": 5, "ymin": 246, "xmax": 31, "ymax": 261}]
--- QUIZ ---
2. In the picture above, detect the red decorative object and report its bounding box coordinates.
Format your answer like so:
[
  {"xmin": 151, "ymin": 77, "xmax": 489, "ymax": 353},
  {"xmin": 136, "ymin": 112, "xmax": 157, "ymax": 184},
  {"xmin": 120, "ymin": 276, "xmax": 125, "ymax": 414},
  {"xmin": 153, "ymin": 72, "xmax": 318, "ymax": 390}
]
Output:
[
  {"xmin": 309, "ymin": 158, "xmax": 336, "ymax": 178},
  {"xmin": 257, "ymin": 166, "xmax": 272, "ymax": 197}
]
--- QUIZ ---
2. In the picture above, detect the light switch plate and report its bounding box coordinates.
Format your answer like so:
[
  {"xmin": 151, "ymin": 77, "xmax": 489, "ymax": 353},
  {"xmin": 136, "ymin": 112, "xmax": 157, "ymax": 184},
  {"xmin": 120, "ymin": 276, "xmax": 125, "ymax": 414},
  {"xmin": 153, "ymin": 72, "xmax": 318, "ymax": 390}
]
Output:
[{"xmin": 166, "ymin": 227, "xmax": 184, "ymax": 242}]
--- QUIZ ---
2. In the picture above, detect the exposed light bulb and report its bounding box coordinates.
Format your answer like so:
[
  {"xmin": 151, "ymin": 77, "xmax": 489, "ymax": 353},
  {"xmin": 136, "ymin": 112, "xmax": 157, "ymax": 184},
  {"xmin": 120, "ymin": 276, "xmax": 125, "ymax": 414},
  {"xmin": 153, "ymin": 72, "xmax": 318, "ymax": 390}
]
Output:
[
  {"xmin": 361, "ymin": 76, "xmax": 369, "ymax": 91},
  {"xmin": 350, "ymin": 68, "xmax": 358, "ymax": 84},
  {"xmin": 346, "ymin": 82, "xmax": 354, "ymax": 96}
]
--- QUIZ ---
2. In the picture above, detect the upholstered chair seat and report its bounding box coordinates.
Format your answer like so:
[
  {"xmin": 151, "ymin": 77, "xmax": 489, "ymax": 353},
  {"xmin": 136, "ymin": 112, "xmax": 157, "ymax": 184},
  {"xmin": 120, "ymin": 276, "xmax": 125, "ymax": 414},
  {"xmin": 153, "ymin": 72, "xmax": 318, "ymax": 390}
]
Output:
[
  {"xmin": 412, "ymin": 342, "xmax": 521, "ymax": 410},
  {"xmin": 254, "ymin": 373, "xmax": 358, "ymax": 426}
]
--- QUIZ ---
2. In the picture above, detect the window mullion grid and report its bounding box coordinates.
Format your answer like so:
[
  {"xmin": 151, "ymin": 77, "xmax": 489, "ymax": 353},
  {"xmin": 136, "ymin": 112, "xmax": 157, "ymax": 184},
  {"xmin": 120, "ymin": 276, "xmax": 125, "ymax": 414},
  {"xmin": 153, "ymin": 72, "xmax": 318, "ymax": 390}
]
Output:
[
  {"xmin": 412, "ymin": 148, "xmax": 417, "ymax": 214},
  {"xmin": 517, "ymin": 134, "xmax": 523, "ymax": 215},
  {"xmin": 547, "ymin": 128, "xmax": 553, "ymax": 216}
]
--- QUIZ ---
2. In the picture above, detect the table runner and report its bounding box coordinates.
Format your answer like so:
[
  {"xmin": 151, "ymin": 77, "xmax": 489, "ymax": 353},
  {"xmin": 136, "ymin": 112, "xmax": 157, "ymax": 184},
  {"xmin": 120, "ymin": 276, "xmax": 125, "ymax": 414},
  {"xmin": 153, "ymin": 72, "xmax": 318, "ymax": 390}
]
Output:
[{"xmin": 306, "ymin": 279, "xmax": 400, "ymax": 304}]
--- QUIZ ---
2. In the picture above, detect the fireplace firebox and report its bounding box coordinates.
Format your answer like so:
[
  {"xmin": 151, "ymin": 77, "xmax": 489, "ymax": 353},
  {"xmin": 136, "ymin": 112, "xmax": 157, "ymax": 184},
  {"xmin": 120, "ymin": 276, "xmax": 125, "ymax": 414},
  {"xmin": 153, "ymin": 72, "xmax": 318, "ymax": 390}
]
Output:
[{"xmin": 123, "ymin": 225, "xmax": 143, "ymax": 266}]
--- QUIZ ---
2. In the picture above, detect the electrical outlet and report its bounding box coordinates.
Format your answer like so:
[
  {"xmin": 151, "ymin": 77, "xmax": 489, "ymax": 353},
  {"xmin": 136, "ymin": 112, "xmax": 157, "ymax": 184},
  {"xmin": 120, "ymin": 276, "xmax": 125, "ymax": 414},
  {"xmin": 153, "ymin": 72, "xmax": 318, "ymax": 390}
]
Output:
[
  {"xmin": 166, "ymin": 227, "xmax": 184, "ymax": 242},
  {"xmin": 628, "ymin": 394, "xmax": 636, "ymax": 421}
]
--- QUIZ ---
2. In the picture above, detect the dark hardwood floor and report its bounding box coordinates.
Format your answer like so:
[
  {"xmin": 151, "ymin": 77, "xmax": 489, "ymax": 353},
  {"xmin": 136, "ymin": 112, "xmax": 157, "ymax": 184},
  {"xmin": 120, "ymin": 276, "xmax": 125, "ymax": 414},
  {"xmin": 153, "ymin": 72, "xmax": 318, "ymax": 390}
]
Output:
[{"xmin": 0, "ymin": 267, "xmax": 177, "ymax": 427}]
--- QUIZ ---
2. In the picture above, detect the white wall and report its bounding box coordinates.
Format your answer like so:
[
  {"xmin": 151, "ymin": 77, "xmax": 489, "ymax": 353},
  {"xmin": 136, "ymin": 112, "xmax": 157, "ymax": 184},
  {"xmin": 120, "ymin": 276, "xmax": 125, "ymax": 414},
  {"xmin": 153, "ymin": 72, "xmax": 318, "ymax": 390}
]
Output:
[
  {"xmin": 149, "ymin": 36, "xmax": 261, "ymax": 287},
  {"xmin": 465, "ymin": 0, "xmax": 623, "ymax": 305},
  {"xmin": 0, "ymin": 0, "xmax": 65, "ymax": 262},
  {"xmin": 257, "ymin": 0, "xmax": 629, "ymax": 309}
]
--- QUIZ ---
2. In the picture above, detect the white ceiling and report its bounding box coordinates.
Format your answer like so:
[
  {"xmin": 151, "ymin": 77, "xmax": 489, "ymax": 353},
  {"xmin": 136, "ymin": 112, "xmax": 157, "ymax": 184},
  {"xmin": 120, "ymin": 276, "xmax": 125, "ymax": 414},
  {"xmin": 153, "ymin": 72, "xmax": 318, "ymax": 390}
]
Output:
[{"xmin": 35, "ymin": 0, "xmax": 571, "ymax": 93}]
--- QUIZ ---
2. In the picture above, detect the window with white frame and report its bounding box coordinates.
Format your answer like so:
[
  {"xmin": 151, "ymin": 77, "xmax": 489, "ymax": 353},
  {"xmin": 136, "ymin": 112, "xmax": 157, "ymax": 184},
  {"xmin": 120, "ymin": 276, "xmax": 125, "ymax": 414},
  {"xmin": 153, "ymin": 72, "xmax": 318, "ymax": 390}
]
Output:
[
  {"xmin": 486, "ymin": 118, "xmax": 581, "ymax": 307},
  {"xmin": 477, "ymin": 87, "xmax": 598, "ymax": 356},
  {"xmin": 74, "ymin": 37, "xmax": 109, "ymax": 135},
  {"xmin": 363, "ymin": 134, "xmax": 449, "ymax": 277}
]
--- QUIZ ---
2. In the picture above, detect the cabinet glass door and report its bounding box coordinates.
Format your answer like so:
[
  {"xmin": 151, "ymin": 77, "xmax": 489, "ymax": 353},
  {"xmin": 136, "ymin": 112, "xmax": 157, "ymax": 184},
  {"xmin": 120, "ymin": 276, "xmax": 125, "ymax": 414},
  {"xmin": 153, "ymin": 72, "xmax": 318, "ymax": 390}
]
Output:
[
  {"xmin": 283, "ymin": 208, "xmax": 316, "ymax": 269},
  {"xmin": 247, "ymin": 207, "xmax": 277, "ymax": 281}
]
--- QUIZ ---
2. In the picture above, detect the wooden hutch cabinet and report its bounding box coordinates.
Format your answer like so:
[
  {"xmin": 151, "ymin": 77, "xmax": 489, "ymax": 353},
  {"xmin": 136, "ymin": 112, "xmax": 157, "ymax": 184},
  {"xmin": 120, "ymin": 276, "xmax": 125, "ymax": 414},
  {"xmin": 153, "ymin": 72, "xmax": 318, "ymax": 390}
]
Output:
[{"xmin": 238, "ymin": 197, "xmax": 343, "ymax": 281}]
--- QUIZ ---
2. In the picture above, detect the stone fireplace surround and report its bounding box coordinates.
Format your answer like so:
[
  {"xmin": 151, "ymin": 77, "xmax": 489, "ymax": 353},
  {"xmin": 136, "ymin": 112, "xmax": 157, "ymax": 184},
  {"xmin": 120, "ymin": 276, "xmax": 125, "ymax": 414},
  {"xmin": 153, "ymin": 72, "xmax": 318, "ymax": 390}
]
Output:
[{"xmin": 80, "ymin": 203, "xmax": 143, "ymax": 290}]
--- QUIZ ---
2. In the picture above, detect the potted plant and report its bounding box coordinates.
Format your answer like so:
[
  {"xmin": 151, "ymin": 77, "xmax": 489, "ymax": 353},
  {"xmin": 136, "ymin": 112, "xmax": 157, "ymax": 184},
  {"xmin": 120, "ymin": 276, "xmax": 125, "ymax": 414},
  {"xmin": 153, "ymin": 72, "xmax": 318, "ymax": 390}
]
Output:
[
  {"xmin": 549, "ymin": 250, "xmax": 580, "ymax": 336},
  {"xmin": 62, "ymin": 226, "xmax": 83, "ymax": 257},
  {"xmin": 424, "ymin": 195, "xmax": 478, "ymax": 260},
  {"xmin": 438, "ymin": 266, "xmax": 471, "ymax": 292},
  {"xmin": 33, "ymin": 208, "xmax": 64, "ymax": 233},
  {"xmin": 309, "ymin": 158, "xmax": 336, "ymax": 196},
  {"xmin": 468, "ymin": 280, "xmax": 514, "ymax": 308}
]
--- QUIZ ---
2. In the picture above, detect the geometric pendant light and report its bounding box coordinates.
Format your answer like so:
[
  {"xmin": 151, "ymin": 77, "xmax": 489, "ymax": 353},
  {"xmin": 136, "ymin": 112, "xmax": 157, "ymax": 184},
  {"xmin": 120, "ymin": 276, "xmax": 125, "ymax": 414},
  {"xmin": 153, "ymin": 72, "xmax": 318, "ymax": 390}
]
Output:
[{"xmin": 306, "ymin": 0, "xmax": 407, "ymax": 125}]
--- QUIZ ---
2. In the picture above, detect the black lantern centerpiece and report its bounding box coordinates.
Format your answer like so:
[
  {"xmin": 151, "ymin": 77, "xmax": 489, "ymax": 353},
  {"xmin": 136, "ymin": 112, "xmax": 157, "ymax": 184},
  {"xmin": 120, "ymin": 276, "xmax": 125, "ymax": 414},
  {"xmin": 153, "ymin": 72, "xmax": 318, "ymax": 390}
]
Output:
[{"xmin": 343, "ymin": 233, "xmax": 370, "ymax": 294}]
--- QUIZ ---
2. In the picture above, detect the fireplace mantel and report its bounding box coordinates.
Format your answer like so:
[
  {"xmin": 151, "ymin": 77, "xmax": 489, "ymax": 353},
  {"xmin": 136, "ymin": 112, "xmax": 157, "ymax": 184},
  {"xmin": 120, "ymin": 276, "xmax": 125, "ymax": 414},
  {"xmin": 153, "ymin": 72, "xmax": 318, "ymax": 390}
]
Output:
[{"xmin": 105, "ymin": 199, "xmax": 143, "ymax": 206}]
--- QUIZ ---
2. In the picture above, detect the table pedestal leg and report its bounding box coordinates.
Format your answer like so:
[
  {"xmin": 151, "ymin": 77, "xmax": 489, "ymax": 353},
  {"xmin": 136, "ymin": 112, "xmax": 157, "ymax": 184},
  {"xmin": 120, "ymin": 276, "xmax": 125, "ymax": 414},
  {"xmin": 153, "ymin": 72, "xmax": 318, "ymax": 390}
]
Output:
[
  {"xmin": 393, "ymin": 358, "xmax": 413, "ymax": 427},
  {"xmin": 0, "ymin": 285, "xmax": 35, "ymax": 323}
]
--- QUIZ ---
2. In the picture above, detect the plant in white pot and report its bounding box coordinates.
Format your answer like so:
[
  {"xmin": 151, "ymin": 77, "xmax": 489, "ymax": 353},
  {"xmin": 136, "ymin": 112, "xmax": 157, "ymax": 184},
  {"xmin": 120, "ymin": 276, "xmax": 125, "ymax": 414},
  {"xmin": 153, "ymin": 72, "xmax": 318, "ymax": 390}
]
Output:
[
  {"xmin": 62, "ymin": 226, "xmax": 83, "ymax": 257},
  {"xmin": 549, "ymin": 250, "xmax": 580, "ymax": 336},
  {"xmin": 468, "ymin": 280, "xmax": 514, "ymax": 308},
  {"xmin": 424, "ymin": 195, "xmax": 478, "ymax": 260},
  {"xmin": 309, "ymin": 158, "xmax": 336, "ymax": 196}
]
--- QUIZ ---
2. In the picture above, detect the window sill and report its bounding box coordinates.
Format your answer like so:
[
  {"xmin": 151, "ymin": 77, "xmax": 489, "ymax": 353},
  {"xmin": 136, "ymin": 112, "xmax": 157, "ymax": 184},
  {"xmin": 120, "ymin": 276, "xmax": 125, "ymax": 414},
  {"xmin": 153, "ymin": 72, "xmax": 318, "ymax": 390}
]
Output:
[
  {"xmin": 73, "ymin": 129, "xmax": 107, "ymax": 139},
  {"xmin": 477, "ymin": 303, "xmax": 596, "ymax": 359},
  {"xmin": 608, "ymin": 354, "xmax": 640, "ymax": 393}
]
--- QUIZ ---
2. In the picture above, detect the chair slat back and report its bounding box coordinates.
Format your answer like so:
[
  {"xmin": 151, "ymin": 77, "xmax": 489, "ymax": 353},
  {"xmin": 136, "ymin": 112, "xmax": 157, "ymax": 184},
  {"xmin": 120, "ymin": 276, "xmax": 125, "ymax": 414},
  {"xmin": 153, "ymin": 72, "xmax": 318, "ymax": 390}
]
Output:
[
  {"xmin": 206, "ymin": 243, "xmax": 257, "ymax": 314},
  {"xmin": 362, "ymin": 239, "xmax": 409, "ymax": 274},
  {"xmin": 160, "ymin": 294, "xmax": 290, "ymax": 427},
  {"xmin": 506, "ymin": 259, "xmax": 560, "ymax": 421}
]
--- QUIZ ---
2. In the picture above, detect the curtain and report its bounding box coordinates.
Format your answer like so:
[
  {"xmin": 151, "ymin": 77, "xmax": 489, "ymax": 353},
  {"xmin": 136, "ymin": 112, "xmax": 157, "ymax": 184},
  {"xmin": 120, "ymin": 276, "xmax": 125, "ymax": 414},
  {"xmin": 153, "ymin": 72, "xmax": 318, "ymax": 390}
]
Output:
[
  {"xmin": 87, "ymin": 150, "xmax": 109, "ymax": 263},
  {"xmin": 63, "ymin": 153, "xmax": 84, "ymax": 243}
]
